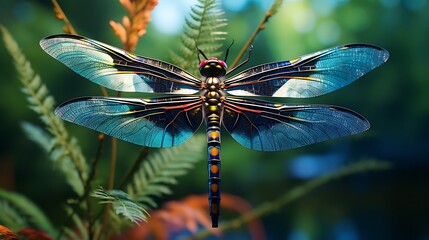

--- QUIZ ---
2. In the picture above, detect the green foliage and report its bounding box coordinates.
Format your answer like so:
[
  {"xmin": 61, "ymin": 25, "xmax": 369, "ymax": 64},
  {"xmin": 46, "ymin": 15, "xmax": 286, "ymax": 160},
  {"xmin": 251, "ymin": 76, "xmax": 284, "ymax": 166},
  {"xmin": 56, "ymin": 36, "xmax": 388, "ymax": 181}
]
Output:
[
  {"xmin": 126, "ymin": 134, "xmax": 206, "ymax": 209},
  {"xmin": 21, "ymin": 122, "xmax": 52, "ymax": 152},
  {"xmin": 0, "ymin": 189, "xmax": 55, "ymax": 235},
  {"xmin": 92, "ymin": 187, "xmax": 149, "ymax": 224},
  {"xmin": 170, "ymin": 0, "xmax": 227, "ymax": 75},
  {"xmin": 0, "ymin": 0, "xmax": 398, "ymax": 238},
  {"xmin": 62, "ymin": 206, "xmax": 90, "ymax": 240},
  {"xmin": 1, "ymin": 2, "xmax": 209, "ymax": 232},
  {"xmin": 20, "ymin": 122, "xmax": 85, "ymax": 196},
  {"xmin": 0, "ymin": 26, "xmax": 88, "ymax": 196}
]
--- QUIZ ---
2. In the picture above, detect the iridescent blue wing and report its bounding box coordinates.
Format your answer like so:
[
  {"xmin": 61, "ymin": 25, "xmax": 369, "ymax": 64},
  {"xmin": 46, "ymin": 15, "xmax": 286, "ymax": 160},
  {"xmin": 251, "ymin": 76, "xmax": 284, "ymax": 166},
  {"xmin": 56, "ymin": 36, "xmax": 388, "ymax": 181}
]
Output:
[
  {"xmin": 40, "ymin": 34, "xmax": 201, "ymax": 94},
  {"xmin": 55, "ymin": 96, "xmax": 203, "ymax": 147},
  {"xmin": 225, "ymin": 44, "xmax": 389, "ymax": 98},
  {"xmin": 222, "ymin": 97, "xmax": 369, "ymax": 151}
]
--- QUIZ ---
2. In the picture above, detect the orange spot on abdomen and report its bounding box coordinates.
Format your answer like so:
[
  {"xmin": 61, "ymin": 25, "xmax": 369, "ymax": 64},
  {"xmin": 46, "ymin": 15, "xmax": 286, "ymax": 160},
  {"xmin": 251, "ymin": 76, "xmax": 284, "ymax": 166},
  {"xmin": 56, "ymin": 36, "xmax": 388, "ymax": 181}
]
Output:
[
  {"xmin": 211, "ymin": 164, "xmax": 219, "ymax": 174},
  {"xmin": 210, "ymin": 147, "xmax": 219, "ymax": 157},
  {"xmin": 211, "ymin": 183, "xmax": 219, "ymax": 192},
  {"xmin": 209, "ymin": 131, "xmax": 219, "ymax": 139}
]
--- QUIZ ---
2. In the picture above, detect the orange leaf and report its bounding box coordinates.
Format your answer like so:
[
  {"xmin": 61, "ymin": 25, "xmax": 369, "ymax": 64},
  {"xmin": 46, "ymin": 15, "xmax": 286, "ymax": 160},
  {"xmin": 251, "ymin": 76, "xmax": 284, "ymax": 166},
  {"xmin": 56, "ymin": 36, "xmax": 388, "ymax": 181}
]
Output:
[
  {"xmin": 110, "ymin": 0, "xmax": 159, "ymax": 51},
  {"xmin": 116, "ymin": 193, "xmax": 267, "ymax": 239},
  {"xmin": 109, "ymin": 20, "xmax": 127, "ymax": 45},
  {"xmin": 119, "ymin": 0, "xmax": 133, "ymax": 15},
  {"xmin": 0, "ymin": 225, "xmax": 18, "ymax": 240},
  {"xmin": 121, "ymin": 16, "xmax": 131, "ymax": 30}
]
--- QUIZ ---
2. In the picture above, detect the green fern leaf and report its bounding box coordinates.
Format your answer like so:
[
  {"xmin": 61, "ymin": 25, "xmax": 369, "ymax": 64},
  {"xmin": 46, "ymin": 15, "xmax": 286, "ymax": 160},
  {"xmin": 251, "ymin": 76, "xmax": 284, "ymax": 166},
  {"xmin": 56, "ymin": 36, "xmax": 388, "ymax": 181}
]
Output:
[
  {"xmin": 170, "ymin": 0, "xmax": 227, "ymax": 76},
  {"xmin": 0, "ymin": 200, "xmax": 26, "ymax": 231},
  {"xmin": 126, "ymin": 134, "xmax": 206, "ymax": 209},
  {"xmin": 21, "ymin": 122, "xmax": 85, "ymax": 195},
  {"xmin": 92, "ymin": 187, "xmax": 149, "ymax": 224},
  {"xmin": 63, "ymin": 206, "xmax": 89, "ymax": 240},
  {"xmin": 21, "ymin": 122, "xmax": 52, "ymax": 152},
  {"xmin": 0, "ymin": 26, "xmax": 88, "ymax": 196},
  {"xmin": 0, "ymin": 189, "xmax": 55, "ymax": 235}
]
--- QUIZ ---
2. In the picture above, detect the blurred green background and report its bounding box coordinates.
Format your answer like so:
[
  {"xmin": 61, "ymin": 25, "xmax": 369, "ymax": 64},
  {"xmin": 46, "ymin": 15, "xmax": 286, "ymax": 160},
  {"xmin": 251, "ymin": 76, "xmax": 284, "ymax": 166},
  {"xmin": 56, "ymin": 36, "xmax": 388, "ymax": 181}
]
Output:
[{"xmin": 1, "ymin": 0, "xmax": 429, "ymax": 239}]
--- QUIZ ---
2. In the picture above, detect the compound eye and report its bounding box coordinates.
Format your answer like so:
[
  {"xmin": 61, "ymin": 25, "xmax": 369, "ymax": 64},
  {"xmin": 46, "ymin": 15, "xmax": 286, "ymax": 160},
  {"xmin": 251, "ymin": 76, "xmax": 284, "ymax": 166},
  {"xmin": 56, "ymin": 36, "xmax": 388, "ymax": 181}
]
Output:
[
  {"xmin": 218, "ymin": 60, "xmax": 227, "ymax": 69},
  {"xmin": 199, "ymin": 60, "xmax": 209, "ymax": 68}
]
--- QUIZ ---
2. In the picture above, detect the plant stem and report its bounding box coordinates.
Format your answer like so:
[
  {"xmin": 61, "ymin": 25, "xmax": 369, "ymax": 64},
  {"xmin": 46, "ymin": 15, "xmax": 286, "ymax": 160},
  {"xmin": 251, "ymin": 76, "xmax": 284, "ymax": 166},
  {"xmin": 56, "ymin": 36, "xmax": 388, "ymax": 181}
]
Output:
[
  {"xmin": 118, "ymin": 147, "xmax": 149, "ymax": 189},
  {"xmin": 229, "ymin": 0, "xmax": 283, "ymax": 69},
  {"xmin": 108, "ymin": 137, "xmax": 118, "ymax": 190},
  {"xmin": 49, "ymin": 2, "xmax": 111, "ymax": 238},
  {"xmin": 51, "ymin": 0, "xmax": 77, "ymax": 35},
  {"xmin": 99, "ymin": 137, "xmax": 117, "ymax": 238},
  {"xmin": 86, "ymin": 134, "xmax": 105, "ymax": 240}
]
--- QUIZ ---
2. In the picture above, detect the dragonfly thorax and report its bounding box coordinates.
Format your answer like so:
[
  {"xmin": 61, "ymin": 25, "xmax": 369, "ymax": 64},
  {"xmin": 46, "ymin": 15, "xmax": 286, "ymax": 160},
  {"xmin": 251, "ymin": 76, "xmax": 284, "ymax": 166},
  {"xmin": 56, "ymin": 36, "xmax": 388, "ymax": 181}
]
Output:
[
  {"xmin": 203, "ymin": 76, "xmax": 225, "ymax": 95},
  {"xmin": 205, "ymin": 76, "xmax": 221, "ymax": 86},
  {"xmin": 203, "ymin": 76, "xmax": 224, "ymax": 116}
]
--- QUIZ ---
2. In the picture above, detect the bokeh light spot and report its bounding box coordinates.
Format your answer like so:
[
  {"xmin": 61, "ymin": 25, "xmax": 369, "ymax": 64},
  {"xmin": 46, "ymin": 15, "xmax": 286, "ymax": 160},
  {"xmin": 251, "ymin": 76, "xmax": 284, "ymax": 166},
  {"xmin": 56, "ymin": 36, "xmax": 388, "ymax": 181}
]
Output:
[
  {"xmin": 291, "ymin": 4, "xmax": 316, "ymax": 33},
  {"xmin": 152, "ymin": 0, "xmax": 197, "ymax": 35},
  {"xmin": 317, "ymin": 20, "xmax": 341, "ymax": 45},
  {"xmin": 289, "ymin": 153, "xmax": 343, "ymax": 179},
  {"xmin": 222, "ymin": 0, "xmax": 249, "ymax": 12},
  {"xmin": 332, "ymin": 219, "xmax": 359, "ymax": 240},
  {"xmin": 288, "ymin": 229, "xmax": 309, "ymax": 240}
]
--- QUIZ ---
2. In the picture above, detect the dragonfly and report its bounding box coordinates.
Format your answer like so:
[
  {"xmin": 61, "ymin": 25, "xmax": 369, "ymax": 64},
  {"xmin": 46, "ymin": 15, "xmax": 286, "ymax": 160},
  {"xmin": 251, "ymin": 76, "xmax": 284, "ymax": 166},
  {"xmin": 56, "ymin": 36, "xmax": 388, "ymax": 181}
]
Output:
[{"xmin": 40, "ymin": 34, "xmax": 389, "ymax": 227}]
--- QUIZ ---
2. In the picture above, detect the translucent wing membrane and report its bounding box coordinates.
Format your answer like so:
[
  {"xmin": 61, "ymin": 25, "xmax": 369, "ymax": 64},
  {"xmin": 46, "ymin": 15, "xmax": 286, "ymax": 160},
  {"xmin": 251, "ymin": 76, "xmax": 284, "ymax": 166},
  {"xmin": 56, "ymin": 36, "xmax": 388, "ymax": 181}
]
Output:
[
  {"xmin": 55, "ymin": 96, "xmax": 203, "ymax": 147},
  {"xmin": 225, "ymin": 44, "xmax": 389, "ymax": 98},
  {"xmin": 40, "ymin": 34, "xmax": 201, "ymax": 94},
  {"xmin": 222, "ymin": 97, "xmax": 370, "ymax": 151}
]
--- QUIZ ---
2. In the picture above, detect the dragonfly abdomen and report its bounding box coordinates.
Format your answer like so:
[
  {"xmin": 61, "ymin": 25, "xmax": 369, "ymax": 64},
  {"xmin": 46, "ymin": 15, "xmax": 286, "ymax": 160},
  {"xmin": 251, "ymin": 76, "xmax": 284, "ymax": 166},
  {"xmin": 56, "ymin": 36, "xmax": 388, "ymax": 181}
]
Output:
[
  {"xmin": 204, "ymin": 76, "xmax": 223, "ymax": 227},
  {"xmin": 207, "ymin": 118, "xmax": 221, "ymax": 228}
]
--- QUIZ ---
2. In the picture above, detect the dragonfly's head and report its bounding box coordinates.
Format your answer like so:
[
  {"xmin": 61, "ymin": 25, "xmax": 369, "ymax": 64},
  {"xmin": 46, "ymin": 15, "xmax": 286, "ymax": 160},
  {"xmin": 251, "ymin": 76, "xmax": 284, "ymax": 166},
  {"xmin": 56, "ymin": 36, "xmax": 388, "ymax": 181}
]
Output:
[{"xmin": 199, "ymin": 58, "xmax": 227, "ymax": 77}]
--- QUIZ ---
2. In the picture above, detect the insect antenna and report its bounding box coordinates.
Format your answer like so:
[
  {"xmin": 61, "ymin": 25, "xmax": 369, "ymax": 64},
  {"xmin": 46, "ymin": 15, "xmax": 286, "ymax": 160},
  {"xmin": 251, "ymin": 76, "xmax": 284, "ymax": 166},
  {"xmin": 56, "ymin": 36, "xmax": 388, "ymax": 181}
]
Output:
[
  {"xmin": 226, "ymin": 44, "xmax": 253, "ymax": 75},
  {"xmin": 224, "ymin": 40, "xmax": 235, "ymax": 62},
  {"xmin": 195, "ymin": 40, "xmax": 208, "ymax": 61}
]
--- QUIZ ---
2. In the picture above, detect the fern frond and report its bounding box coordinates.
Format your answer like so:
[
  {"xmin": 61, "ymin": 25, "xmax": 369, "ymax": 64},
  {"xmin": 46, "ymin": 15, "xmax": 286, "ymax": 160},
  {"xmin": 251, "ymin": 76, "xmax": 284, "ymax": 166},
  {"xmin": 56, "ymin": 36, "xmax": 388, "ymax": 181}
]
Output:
[
  {"xmin": 0, "ymin": 200, "xmax": 26, "ymax": 231},
  {"xmin": 21, "ymin": 122, "xmax": 52, "ymax": 152},
  {"xmin": 62, "ymin": 206, "xmax": 89, "ymax": 240},
  {"xmin": 0, "ymin": 26, "xmax": 88, "ymax": 196},
  {"xmin": 20, "ymin": 122, "xmax": 85, "ymax": 198},
  {"xmin": 170, "ymin": 0, "xmax": 227, "ymax": 76},
  {"xmin": 126, "ymin": 134, "xmax": 206, "ymax": 209},
  {"xmin": 92, "ymin": 187, "xmax": 149, "ymax": 224},
  {"xmin": 0, "ymin": 189, "xmax": 55, "ymax": 235}
]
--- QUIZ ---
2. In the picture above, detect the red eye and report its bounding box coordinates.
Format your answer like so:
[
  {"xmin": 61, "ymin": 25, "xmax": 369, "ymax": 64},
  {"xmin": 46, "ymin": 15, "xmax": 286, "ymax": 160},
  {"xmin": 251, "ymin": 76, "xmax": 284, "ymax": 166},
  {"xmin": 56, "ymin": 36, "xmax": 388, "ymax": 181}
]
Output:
[
  {"xmin": 198, "ymin": 59, "xmax": 227, "ymax": 69},
  {"xmin": 199, "ymin": 60, "xmax": 209, "ymax": 68},
  {"xmin": 217, "ymin": 60, "xmax": 227, "ymax": 68}
]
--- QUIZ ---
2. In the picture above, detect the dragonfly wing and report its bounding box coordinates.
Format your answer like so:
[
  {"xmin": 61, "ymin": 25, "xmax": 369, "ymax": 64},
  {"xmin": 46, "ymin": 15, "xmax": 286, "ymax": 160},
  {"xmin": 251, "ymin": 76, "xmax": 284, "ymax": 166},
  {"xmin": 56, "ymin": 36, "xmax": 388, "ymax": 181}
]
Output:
[
  {"xmin": 225, "ymin": 44, "xmax": 389, "ymax": 98},
  {"xmin": 55, "ymin": 96, "xmax": 203, "ymax": 147},
  {"xmin": 222, "ymin": 97, "xmax": 369, "ymax": 151},
  {"xmin": 40, "ymin": 34, "xmax": 201, "ymax": 94}
]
